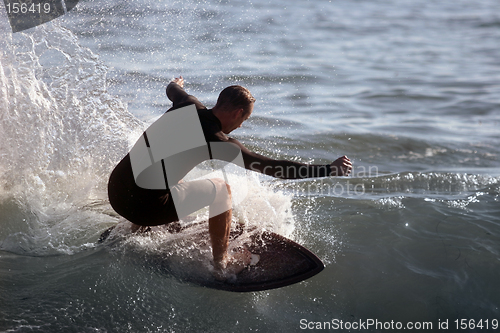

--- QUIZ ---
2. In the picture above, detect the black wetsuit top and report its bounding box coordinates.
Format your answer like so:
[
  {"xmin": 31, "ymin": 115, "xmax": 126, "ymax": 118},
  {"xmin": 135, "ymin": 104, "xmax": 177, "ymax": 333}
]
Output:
[{"xmin": 108, "ymin": 83, "xmax": 331, "ymax": 224}]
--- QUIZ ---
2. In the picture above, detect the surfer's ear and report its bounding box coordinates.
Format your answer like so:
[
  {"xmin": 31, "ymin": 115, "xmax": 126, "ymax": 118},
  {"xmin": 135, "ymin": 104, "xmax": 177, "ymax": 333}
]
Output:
[{"xmin": 230, "ymin": 108, "xmax": 243, "ymax": 120}]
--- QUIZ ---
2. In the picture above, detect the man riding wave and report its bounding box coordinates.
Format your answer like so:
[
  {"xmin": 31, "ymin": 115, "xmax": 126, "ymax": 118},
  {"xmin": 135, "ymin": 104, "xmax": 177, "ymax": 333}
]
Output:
[{"xmin": 108, "ymin": 76, "xmax": 352, "ymax": 278}]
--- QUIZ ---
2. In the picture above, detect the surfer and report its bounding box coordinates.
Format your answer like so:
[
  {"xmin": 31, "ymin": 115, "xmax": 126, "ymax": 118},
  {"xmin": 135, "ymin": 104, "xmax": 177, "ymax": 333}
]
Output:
[{"xmin": 108, "ymin": 76, "xmax": 352, "ymax": 278}]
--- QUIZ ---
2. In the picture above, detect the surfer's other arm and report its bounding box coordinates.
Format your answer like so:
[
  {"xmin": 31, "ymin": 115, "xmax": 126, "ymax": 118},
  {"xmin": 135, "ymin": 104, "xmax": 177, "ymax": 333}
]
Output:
[
  {"xmin": 166, "ymin": 76, "xmax": 205, "ymax": 110},
  {"xmin": 166, "ymin": 76, "xmax": 184, "ymax": 98}
]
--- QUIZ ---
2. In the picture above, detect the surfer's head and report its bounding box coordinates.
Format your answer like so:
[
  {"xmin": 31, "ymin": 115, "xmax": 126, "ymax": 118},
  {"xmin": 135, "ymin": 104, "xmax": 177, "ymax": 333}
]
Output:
[
  {"xmin": 214, "ymin": 85, "xmax": 255, "ymax": 117},
  {"xmin": 213, "ymin": 85, "xmax": 255, "ymax": 134}
]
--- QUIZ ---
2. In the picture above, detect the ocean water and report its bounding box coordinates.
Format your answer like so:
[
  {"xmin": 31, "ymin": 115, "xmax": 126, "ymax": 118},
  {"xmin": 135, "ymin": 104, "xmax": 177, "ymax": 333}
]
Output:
[{"xmin": 1, "ymin": 0, "xmax": 499, "ymax": 332}]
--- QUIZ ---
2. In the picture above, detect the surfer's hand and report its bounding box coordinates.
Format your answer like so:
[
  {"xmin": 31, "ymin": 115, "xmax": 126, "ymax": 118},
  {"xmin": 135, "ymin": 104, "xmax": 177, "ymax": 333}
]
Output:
[
  {"xmin": 330, "ymin": 156, "xmax": 352, "ymax": 176},
  {"xmin": 171, "ymin": 76, "xmax": 184, "ymax": 88}
]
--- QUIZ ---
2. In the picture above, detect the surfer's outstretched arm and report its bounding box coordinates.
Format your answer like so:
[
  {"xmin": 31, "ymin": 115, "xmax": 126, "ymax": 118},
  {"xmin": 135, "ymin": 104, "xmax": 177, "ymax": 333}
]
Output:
[{"xmin": 224, "ymin": 137, "xmax": 353, "ymax": 178}]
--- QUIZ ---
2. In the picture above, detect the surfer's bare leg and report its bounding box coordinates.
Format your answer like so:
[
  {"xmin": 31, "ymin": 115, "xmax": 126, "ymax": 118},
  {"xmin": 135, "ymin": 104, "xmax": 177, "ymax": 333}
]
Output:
[
  {"xmin": 208, "ymin": 179, "xmax": 233, "ymax": 268},
  {"xmin": 208, "ymin": 179, "xmax": 255, "ymax": 278}
]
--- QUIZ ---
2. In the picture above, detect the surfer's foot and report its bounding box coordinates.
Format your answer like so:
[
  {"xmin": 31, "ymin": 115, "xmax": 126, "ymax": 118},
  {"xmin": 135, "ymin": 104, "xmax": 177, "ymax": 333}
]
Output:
[
  {"xmin": 130, "ymin": 224, "xmax": 151, "ymax": 234},
  {"xmin": 213, "ymin": 248, "xmax": 259, "ymax": 281}
]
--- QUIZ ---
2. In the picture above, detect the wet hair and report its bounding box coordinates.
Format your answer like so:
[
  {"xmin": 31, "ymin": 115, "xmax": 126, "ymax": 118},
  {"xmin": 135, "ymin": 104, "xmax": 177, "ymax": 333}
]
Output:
[{"xmin": 214, "ymin": 85, "xmax": 255, "ymax": 115}]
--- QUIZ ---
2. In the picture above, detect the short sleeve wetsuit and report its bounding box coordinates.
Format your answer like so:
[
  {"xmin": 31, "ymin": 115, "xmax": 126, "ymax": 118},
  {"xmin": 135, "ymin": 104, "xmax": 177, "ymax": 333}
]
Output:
[{"xmin": 107, "ymin": 83, "xmax": 331, "ymax": 226}]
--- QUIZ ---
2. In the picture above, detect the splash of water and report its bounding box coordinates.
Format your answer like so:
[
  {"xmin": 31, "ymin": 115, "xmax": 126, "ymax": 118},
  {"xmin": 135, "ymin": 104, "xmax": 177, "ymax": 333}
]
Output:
[
  {"xmin": 0, "ymin": 19, "xmax": 144, "ymax": 255},
  {"xmin": 0, "ymin": 19, "xmax": 295, "ymax": 256}
]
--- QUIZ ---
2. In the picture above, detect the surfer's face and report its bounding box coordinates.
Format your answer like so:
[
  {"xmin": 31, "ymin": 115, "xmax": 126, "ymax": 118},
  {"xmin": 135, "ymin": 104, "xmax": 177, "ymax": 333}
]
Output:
[{"xmin": 226, "ymin": 104, "xmax": 253, "ymax": 134}]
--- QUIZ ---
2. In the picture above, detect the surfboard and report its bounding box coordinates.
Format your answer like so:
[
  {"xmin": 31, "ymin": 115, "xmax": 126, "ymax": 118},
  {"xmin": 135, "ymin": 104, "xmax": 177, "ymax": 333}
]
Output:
[{"xmin": 99, "ymin": 220, "xmax": 324, "ymax": 292}]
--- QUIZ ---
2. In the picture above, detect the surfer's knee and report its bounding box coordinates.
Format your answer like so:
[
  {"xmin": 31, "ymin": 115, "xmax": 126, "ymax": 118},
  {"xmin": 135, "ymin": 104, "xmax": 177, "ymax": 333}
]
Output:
[
  {"xmin": 210, "ymin": 178, "xmax": 232, "ymax": 211},
  {"xmin": 210, "ymin": 178, "xmax": 231, "ymax": 197}
]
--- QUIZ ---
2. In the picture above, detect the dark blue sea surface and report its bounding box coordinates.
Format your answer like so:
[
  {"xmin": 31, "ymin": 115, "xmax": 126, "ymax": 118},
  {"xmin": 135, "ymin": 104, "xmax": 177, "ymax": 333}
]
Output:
[{"xmin": 1, "ymin": 0, "xmax": 499, "ymax": 331}]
